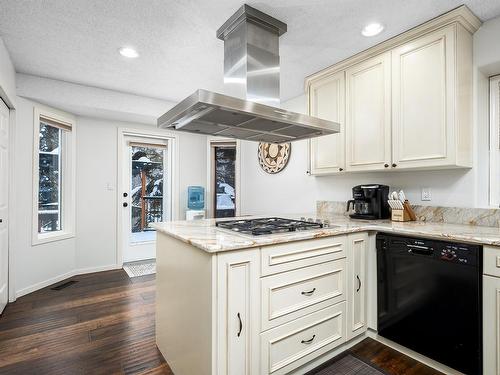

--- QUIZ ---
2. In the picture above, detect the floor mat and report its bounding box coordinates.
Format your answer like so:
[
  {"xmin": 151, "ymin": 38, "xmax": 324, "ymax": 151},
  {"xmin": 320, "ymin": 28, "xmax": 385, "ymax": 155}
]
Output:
[
  {"xmin": 123, "ymin": 260, "xmax": 156, "ymax": 278},
  {"xmin": 309, "ymin": 354, "xmax": 385, "ymax": 375}
]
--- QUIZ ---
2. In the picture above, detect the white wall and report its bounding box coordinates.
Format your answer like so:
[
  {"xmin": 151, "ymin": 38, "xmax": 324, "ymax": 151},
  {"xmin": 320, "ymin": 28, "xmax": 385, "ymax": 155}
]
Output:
[
  {"xmin": 240, "ymin": 15, "xmax": 500, "ymax": 215},
  {"xmin": 0, "ymin": 37, "xmax": 16, "ymax": 107},
  {"xmin": 75, "ymin": 116, "xmax": 206, "ymax": 271},
  {"xmin": 13, "ymin": 97, "xmax": 78, "ymax": 296},
  {"xmin": 12, "ymin": 82, "xmax": 207, "ymax": 297}
]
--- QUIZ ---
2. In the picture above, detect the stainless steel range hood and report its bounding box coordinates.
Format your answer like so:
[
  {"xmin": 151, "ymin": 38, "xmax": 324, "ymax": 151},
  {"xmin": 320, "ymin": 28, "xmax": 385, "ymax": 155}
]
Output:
[{"xmin": 157, "ymin": 4, "xmax": 340, "ymax": 143}]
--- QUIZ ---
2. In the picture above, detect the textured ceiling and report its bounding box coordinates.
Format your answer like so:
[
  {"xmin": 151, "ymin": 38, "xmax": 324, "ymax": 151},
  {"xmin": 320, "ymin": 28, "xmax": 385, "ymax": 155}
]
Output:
[{"xmin": 1, "ymin": 0, "xmax": 500, "ymax": 103}]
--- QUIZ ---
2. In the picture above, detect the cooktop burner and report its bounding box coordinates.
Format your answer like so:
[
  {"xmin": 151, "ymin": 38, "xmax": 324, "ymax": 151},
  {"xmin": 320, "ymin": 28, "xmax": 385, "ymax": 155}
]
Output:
[{"xmin": 215, "ymin": 217, "xmax": 324, "ymax": 236}]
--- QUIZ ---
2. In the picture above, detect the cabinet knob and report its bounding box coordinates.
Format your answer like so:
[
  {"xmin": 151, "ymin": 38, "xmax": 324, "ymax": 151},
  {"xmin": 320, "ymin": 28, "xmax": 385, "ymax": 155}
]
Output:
[
  {"xmin": 356, "ymin": 275, "xmax": 361, "ymax": 292},
  {"xmin": 338, "ymin": 168, "xmax": 343, "ymax": 172},
  {"xmin": 392, "ymin": 163, "xmax": 397, "ymax": 168},
  {"xmin": 123, "ymin": 202, "xmax": 128, "ymax": 207},
  {"xmin": 384, "ymin": 164, "xmax": 389, "ymax": 168}
]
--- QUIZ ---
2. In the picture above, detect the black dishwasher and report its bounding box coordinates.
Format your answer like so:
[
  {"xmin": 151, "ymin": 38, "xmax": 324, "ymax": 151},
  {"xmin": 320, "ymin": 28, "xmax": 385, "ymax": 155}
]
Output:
[{"xmin": 376, "ymin": 234, "xmax": 482, "ymax": 375}]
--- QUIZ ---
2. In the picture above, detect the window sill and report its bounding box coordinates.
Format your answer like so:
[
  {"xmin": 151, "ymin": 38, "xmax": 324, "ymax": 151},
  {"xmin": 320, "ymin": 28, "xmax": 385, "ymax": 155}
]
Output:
[{"xmin": 32, "ymin": 231, "xmax": 75, "ymax": 246}]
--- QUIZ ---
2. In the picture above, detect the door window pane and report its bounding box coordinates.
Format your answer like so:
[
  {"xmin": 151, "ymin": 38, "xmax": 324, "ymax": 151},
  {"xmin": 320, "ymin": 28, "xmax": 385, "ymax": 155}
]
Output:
[
  {"xmin": 214, "ymin": 147, "xmax": 236, "ymax": 218},
  {"xmin": 130, "ymin": 146, "xmax": 164, "ymax": 242},
  {"xmin": 38, "ymin": 122, "xmax": 62, "ymax": 233}
]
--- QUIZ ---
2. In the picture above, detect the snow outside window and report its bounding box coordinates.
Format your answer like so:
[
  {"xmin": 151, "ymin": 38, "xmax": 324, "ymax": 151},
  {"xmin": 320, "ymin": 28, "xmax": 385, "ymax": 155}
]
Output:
[{"xmin": 32, "ymin": 108, "xmax": 76, "ymax": 245}]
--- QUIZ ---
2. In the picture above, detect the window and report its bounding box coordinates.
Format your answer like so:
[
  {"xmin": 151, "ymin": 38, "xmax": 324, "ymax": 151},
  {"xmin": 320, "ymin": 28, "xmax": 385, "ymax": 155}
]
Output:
[
  {"xmin": 129, "ymin": 142, "xmax": 167, "ymax": 242},
  {"xmin": 209, "ymin": 140, "xmax": 238, "ymax": 218},
  {"xmin": 490, "ymin": 76, "xmax": 500, "ymax": 207},
  {"xmin": 33, "ymin": 107, "xmax": 75, "ymax": 244}
]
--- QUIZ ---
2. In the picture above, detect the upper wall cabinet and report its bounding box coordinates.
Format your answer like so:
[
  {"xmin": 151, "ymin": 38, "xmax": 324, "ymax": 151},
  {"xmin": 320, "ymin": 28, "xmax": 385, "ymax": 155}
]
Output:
[
  {"xmin": 345, "ymin": 53, "xmax": 391, "ymax": 172},
  {"xmin": 306, "ymin": 6, "xmax": 481, "ymax": 175},
  {"xmin": 391, "ymin": 25, "xmax": 472, "ymax": 169},
  {"xmin": 309, "ymin": 71, "xmax": 345, "ymax": 175}
]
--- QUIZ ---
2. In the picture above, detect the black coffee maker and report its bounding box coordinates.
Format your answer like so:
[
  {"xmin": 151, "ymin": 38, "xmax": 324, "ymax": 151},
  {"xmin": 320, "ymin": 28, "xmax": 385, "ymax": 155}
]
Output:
[{"xmin": 346, "ymin": 184, "xmax": 390, "ymax": 220}]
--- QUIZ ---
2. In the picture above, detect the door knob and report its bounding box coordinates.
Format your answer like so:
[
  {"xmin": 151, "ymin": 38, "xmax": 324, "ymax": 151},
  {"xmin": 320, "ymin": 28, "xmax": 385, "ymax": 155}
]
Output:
[{"xmin": 123, "ymin": 202, "xmax": 128, "ymax": 207}]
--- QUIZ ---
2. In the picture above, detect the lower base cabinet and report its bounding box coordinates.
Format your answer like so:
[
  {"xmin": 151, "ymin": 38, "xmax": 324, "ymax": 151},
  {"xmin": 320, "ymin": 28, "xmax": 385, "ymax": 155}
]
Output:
[
  {"xmin": 483, "ymin": 275, "xmax": 500, "ymax": 375},
  {"xmin": 216, "ymin": 234, "xmax": 369, "ymax": 375},
  {"xmin": 346, "ymin": 233, "xmax": 368, "ymax": 340},
  {"xmin": 217, "ymin": 249, "xmax": 261, "ymax": 375}
]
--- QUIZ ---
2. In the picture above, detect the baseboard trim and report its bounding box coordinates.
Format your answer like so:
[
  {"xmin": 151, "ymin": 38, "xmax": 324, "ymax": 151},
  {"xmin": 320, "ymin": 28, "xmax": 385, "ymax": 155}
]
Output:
[{"xmin": 15, "ymin": 264, "xmax": 122, "ymax": 298}]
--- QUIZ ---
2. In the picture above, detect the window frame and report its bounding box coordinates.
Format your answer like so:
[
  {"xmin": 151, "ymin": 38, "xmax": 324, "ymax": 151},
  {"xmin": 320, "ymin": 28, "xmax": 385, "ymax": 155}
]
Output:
[
  {"xmin": 32, "ymin": 106, "xmax": 76, "ymax": 245},
  {"xmin": 490, "ymin": 75, "xmax": 500, "ymax": 208}
]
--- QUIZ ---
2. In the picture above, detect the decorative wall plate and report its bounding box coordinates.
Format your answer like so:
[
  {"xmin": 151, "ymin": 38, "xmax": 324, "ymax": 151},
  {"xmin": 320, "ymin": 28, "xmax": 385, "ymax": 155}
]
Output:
[{"xmin": 258, "ymin": 142, "xmax": 291, "ymax": 174}]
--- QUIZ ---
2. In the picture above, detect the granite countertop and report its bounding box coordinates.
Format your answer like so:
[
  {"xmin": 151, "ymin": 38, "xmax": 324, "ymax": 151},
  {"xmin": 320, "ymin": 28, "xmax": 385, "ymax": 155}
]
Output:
[{"xmin": 151, "ymin": 214, "xmax": 500, "ymax": 253}]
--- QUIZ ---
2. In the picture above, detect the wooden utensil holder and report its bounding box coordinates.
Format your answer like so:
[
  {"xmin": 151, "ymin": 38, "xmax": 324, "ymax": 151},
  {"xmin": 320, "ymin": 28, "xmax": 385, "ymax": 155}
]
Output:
[{"xmin": 391, "ymin": 200, "xmax": 416, "ymax": 222}]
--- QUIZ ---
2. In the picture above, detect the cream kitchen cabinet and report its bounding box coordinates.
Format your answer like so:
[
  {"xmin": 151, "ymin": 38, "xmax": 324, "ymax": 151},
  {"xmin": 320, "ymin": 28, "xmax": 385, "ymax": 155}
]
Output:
[
  {"xmin": 345, "ymin": 53, "xmax": 392, "ymax": 171},
  {"xmin": 305, "ymin": 6, "xmax": 479, "ymax": 174},
  {"xmin": 483, "ymin": 245, "xmax": 500, "ymax": 375},
  {"xmin": 391, "ymin": 24, "xmax": 473, "ymax": 169},
  {"xmin": 346, "ymin": 232, "xmax": 367, "ymax": 340},
  {"xmin": 483, "ymin": 274, "xmax": 500, "ymax": 375},
  {"xmin": 217, "ymin": 249, "xmax": 261, "ymax": 375},
  {"xmin": 308, "ymin": 71, "xmax": 345, "ymax": 175}
]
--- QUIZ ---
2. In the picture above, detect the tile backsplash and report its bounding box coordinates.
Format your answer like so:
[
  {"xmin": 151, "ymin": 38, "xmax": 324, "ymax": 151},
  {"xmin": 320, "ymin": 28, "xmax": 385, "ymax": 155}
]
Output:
[{"xmin": 317, "ymin": 201, "xmax": 500, "ymax": 227}]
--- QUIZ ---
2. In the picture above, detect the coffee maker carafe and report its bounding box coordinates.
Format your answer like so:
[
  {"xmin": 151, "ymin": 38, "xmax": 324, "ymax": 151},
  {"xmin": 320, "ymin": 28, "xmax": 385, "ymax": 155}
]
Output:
[{"xmin": 347, "ymin": 184, "xmax": 390, "ymax": 220}]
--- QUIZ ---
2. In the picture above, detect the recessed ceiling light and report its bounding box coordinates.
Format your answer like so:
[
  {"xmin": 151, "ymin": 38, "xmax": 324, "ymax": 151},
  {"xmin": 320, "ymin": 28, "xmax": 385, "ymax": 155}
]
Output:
[
  {"xmin": 119, "ymin": 47, "xmax": 139, "ymax": 58},
  {"xmin": 361, "ymin": 23, "xmax": 384, "ymax": 37}
]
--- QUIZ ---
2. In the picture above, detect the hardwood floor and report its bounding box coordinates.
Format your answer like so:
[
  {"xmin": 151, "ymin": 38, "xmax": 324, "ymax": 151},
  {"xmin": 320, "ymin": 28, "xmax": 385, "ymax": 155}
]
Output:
[
  {"xmin": 0, "ymin": 270, "xmax": 441, "ymax": 375},
  {"xmin": 0, "ymin": 270, "xmax": 172, "ymax": 375},
  {"xmin": 350, "ymin": 338, "xmax": 443, "ymax": 375}
]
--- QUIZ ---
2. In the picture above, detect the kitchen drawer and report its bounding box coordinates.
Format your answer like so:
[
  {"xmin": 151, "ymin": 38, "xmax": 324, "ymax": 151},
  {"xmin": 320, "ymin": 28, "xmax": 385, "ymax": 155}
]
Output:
[
  {"xmin": 260, "ymin": 302, "xmax": 346, "ymax": 375},
  {"xmin": 261, "ymin": 259, "xmax": 346, "ymax": 331},
  {"xmin": 261, "ymin": 235, "xmax": 346, "ymax": 276},
  {"xmin": 484, "ymin": 246, "xmax": 500, "ymax": 278}
]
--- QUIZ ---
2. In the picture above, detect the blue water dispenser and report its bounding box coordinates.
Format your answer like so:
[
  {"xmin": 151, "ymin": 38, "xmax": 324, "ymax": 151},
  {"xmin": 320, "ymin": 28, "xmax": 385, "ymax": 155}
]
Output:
[{"xmin": 187, "ymin": 186, "xmax": 205, "ymax": 210}]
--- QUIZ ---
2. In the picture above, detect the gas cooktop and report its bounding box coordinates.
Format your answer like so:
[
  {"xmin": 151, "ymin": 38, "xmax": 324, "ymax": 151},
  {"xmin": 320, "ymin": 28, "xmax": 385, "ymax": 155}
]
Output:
[{"xmin": 215, "ymin": 217, "xmax": 327, "ymax": 236}]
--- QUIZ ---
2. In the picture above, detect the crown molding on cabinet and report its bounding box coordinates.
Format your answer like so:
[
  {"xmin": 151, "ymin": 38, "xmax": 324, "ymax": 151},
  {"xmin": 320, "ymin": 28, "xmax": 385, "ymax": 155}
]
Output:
[{"xmin": 304, "ymin": 5, "xmax": 482, "ymax": 89}]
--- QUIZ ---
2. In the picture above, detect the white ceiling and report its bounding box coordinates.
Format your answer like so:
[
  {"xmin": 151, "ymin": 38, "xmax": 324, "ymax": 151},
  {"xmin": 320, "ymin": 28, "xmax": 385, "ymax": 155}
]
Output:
[{"xmin": 1, "ymin": 0, "xmax": 500, "ymax": 104}]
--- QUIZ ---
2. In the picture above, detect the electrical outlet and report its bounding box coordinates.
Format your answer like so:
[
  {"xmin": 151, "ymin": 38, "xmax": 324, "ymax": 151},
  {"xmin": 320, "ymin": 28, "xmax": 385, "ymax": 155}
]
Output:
[{"xmin": 421, "ymin": 187, "xmax": 431, "ymax": 201}]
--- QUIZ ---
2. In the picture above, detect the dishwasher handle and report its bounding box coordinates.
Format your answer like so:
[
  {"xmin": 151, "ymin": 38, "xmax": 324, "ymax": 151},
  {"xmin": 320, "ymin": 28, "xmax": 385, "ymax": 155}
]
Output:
[{"xmin": 407, "ymin": 244, "xmax": 433, "ymax": 256}]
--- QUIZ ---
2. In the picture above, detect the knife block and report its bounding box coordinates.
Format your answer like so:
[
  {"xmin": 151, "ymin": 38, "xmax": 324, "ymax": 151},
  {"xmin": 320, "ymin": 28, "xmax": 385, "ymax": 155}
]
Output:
[{"xmin": 390, "ymin": 200, "xmax": 416, "ymax": 222}]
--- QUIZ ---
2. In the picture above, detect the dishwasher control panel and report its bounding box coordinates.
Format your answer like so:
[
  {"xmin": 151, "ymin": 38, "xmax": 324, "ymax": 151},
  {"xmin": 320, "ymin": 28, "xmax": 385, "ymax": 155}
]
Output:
[{"xmin": 382, "ymin": 235, "xmax": 481, "ymax": 267}]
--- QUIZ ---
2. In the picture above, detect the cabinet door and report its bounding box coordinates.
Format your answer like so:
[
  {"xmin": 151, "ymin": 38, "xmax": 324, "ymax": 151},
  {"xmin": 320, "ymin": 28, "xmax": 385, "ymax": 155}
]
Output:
[
  {"xmin": 391, "ymin": 26, "xmax": 455, "ymax": 169},
  {"xmin": 346, "ymin": 233, "xmax": 367, "ymax": 340},
  {"xmin": 345, "ymin": 52, "xmax": 391, "ymax": 171},
  {"xmin": 484, "ymin": 275, "xmax": 500, "ymax": 375},
  {"xmin": 217, "ymin": 249, "xmax": 260, "ymax": 375},
  {"xmin": 309, "ymin": 71, "xmax": 345, "ymax": 175}
]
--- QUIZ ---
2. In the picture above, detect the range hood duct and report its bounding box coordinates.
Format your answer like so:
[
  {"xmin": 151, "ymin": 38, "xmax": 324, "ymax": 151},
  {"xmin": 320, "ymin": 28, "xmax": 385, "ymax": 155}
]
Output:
[{"xmin": 157, "ymin": 4, "xmax": 340, "ymax": 143}]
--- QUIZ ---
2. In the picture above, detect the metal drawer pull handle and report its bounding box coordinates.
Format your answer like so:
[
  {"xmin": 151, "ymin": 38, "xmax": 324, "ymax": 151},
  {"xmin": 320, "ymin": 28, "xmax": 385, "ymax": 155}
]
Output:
[
  {"xmin": 356, "ymin": 275, "xmax": 361, "ymax": 292},
  {"xmin": 237, "ymin": 313, "xmax": 242, "ymax": 337},
  {"xmin": 301, "ymin": 335, "xmax": 316, "ymax": 344},
  {"xmin": 301, "ymin": 288, "xmax": 316, "ymax": 296}
]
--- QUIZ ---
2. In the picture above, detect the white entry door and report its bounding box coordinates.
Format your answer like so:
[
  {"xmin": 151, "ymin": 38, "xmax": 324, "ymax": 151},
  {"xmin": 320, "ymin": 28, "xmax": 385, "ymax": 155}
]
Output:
[
  {"xmin": 121, "ymin": 135, "xmax": 171, "ymax": 263},
  {"xmin": 0, "ymin": 99, "xmax": 9, "ymax": 314}
]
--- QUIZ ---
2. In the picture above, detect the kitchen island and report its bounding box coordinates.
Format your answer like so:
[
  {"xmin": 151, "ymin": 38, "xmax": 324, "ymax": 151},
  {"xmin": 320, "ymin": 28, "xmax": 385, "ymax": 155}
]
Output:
[{"xmin": 153, "ymin": 215, "xmax": 500, "ymax": 375}]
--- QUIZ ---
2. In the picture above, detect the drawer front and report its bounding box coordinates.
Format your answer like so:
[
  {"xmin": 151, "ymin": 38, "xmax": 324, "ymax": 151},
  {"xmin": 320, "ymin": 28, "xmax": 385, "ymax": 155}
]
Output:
[
  {"xmin": 261, "ymin": 259, "xmax": 346, "ymax": 331},
  {"xmin": 484, "ymin": 246, "xmax": 500, "ymax": 278},
  {"xmin": 260, "ymin": 303, "xmax": 346, "ymax": 375},
  {"xmin": 261, "ymin": 235, "xmax": 346, "ymax": 276}
]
